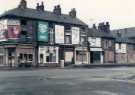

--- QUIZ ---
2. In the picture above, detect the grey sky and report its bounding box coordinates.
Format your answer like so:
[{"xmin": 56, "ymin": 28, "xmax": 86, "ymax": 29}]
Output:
[{"xmin": 0, "ymin": 0, "xmax": 135, "ymax": 29}]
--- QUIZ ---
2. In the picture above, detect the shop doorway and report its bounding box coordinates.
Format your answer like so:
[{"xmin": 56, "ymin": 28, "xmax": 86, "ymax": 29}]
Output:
[
  {"xmin": 8, "ymin": 48, "xmax": 16, "ymax": 67},
  {"xmin": 90, "ymin": 51, "xmax": 102, "ymax": 64}
]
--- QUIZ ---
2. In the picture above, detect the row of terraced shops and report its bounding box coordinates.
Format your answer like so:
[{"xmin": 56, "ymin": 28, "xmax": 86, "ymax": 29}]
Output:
[{"xmin": 0, "ymin": 0, "xmax": 135, "ymax": 68}]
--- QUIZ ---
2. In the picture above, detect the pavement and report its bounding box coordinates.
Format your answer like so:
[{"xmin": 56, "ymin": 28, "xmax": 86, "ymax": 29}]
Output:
[{"xmin": 0, "ymin": 67, "xmax": 135, "ymax": 95}]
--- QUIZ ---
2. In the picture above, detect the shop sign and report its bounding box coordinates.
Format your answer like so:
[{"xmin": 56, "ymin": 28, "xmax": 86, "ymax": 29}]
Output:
[
  {"xmin": 38, "ymin": 21, "xmax": 49, "ymax": 42},
  {"xmin": 55, "ymin": 25, "xmax": 64, "ymax": 43},
  {"xmin": 90, "ymin": 48, "xmax": 103, "ymax": 51},
  {"xmin": 72, "ymin": 27, "xmax": 80, "ymax": 44}
]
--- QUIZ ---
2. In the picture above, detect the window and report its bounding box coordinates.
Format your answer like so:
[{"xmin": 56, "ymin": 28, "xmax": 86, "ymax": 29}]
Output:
[
  {"xmin": 133, "ymin": 45, "xmax": 135, "ymax": 50},
  {"xmin": 21, "ymin": 20, "xmax": 27, "ymax": 25},
  {"xmin": 28, "ymin": 54, "xmax": 33, "ymax": 61},
  {"xmin": 46, "ymin": 47, "xmax": 57, "ymax": 63},
  {"xmin": 76, "ymin": 51, "xmax": 87, "ymax": 62},
  {"xmin": 65, "ymin": 25, "xmax": 71, "ymax": 33},
  {"xmin": 108, "ymin": 40, "xmax": 112, "ymax": 47},
  {"xmin": 81, "ymin": 36, "xmax": 86, "ymax": 43},
  {"xmin": 65, "ymin": 35, "xmax": 71, "ymax": 44},
  {"xmin": 21, "ymin": 31, "xmax": 27, "ymax": 35},
  {"xmin": 119, "ymin": 43, "xmax": 121, "ymax": 49}
]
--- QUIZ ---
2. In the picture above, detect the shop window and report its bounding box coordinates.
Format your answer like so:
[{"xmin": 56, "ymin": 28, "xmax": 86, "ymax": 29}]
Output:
[
  {"xmin": 46, "ymin": 47, "xmax": 57, "ymax": 63},
  {"xmin": 76, "ymin": 51, "xmax": 87, "ymax": 62},
  {"xmin": 28, "ymin": 54, "xmax": 33, "ymax": 61},
  {"xmin": 20, "ymin": 53, "xmax": 23, "ymax": 59},
  {"xmin": 24, "ymin": 54, "xmax": 27, "ymax": 60},
  {"xmin": 0, "ymin": 56, "xmax": 3, "ymax": 64}
]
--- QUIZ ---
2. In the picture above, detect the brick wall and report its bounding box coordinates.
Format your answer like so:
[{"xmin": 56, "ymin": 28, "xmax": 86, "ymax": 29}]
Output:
[
  {"xmin": 104, "ymin": 50, "xmax": 114, "ymax": 63},
  {"xmin": 128, "ymin": 51, "xmax": 135, "ymax": 64},
  {"xmin": 116, "ymin": 53, "xmax": 127, "ymax": 64}
]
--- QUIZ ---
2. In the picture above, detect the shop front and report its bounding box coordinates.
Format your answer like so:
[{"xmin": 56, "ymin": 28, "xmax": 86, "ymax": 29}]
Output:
[
  {"xmin": 90, "ymin": 48, "xmax": 103, "ymax": 64},
  {"xmin": 64, "ymin": 46, "xmax": 74, "ymax": 65},
  {"xmin": 75, "ymin": 47, "xmax": 89, "ymax": 65},
  {"xmin": 38, "ymin": 46, "xmax": 59, "ymax": 66},
  {"xmin": 16, "ymin": 45, "xmax": 34, "ymax": 67}
]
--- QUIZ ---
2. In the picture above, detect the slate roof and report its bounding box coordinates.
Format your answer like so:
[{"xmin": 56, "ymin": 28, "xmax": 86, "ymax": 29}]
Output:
[
  {"xmin": 87, "ymin": 28, "xmax": 115, "ymax": 38},
  {"xmin": 0, "ymin": 8, "xmax": 87, "ymax": 26},
  {"xmin": 112, "ymin": 27, "xmax": 135, "ymax": 38},
  {"xmin": 115, "ymin": 37, "xmax": 135, "ymax": 44}
]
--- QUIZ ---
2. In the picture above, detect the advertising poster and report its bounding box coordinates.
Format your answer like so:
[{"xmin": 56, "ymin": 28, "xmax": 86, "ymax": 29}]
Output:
[
  {"xmin": 55, "ymin": 25, "xmax": 64, "ymax": 44},
  {"xmin": 38, "ymin": 21, "xmax": 49, "ymax": 42},
  {"xmin": 72, "ymin": 27, "xmax": 80, "ymax": 44},
  {"xmin": 7, "ymin": 25, "xmax": 20, "ymax": 39},
  {"xmin": 0, "ymin": 24, "xmax": 6, "ymax": 41}
]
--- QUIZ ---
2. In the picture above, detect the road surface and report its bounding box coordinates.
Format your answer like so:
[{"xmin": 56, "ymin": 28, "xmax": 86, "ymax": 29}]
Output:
[{"xmin": 0, "ymin": 67, "xmax": 135, "ymax": 95}]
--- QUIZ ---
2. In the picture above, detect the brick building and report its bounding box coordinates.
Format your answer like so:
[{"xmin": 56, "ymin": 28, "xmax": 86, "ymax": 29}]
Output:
[
  {"xmin": 88, "ymin": 22, "xmax": 115, "ymax": 64},
  {"xmin": 113, "ymin": 31, "xmax": 135, "ymax": 64},
  {"xmin": 0, "ymin": 0, "xmax": 88, "ymax": 67}
]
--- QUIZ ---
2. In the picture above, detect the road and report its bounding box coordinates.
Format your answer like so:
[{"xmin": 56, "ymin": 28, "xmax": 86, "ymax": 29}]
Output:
[{"xmin": 0, "ymin": 67, "xmax": 135, "ymax": 95}]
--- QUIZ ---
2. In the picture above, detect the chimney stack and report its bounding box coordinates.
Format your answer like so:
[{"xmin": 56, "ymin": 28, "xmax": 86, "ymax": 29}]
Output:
[
  {"xmin": 69, "ymin": 8, "xmax": 76, "ymax": 18},
  {"xmin": 36, "ymin": 1, "xmax": 44, "ymax": 11},
  {"xmin": 53, "ymin": 5, "xmax": 61, "ymax": 15},
  {"xmin": 98, "ymin": 22, "xmax": 110, "ymax": 32},
  {"xmin": 98, "ymin": 22, "xmax": 105, "ymax": 31},
  {"xmin": 92, "ymin": 24, "xmax": 97, "ymax": 29},
  {"xmin": 105, "ymin": 22, "xmax": 110, "ymax": 32},
  {"xmin": 18, "ymin": 0, "xmax": 27, "ymax": 9}
]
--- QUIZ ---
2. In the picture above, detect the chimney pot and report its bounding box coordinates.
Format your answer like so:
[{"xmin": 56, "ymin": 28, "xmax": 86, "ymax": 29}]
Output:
[
  {"xmin": 53, "ymin": 5, "xmax": 61, "ymax": 15},
  {"xmin": 18, "ymin": 0, "xmax": 27, "ymax": 9},
  {"xmin": 69, "ymin": 8, "xmax": 76, "ymax": 18}
]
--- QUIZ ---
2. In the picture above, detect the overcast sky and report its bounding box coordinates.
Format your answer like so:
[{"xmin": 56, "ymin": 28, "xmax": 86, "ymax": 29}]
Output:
[{"xmin": 0, "ymin": 0, "xmax": 135, "ymax": 29}]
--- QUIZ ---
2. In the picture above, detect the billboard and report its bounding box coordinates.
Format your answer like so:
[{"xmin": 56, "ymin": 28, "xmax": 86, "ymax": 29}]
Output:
[
  {"xmin": 72, "ymin": 27, "xmax": 80, "ymax": 44},
  {"xmin": 0, "ymin": 23, "xmax": 6, "ymax": 41},
  {"xmin": 38, "ymin": 21, "xmax": 49, "ymax": 42},
  {"xmin": 7, "ymin": 25, "xmax": 20, "ymax": 39},
  {"xmin": 55, "ymin": 25, "xmax": 64, "ymax": 44}
]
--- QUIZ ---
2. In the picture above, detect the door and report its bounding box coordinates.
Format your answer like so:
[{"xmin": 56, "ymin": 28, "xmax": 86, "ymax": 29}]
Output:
[{"xmin": 91, "ymin": 51, "xmax": 101, "ymax": 64}]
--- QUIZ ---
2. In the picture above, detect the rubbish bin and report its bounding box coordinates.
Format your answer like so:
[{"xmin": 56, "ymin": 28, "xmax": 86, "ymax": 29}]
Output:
[{"xmin": 60, "ymin": 60, "xmax": 64, "ymax": 68}]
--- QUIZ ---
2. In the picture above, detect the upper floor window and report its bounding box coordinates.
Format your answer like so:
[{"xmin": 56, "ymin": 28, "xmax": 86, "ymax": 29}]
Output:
[
  {"xmin": 65, "ymin": 35, "xmax": 71, "ymax": 44},
  {"xmin": 21, "ymin": 20, "xmax": 27, "ymax": 26}
]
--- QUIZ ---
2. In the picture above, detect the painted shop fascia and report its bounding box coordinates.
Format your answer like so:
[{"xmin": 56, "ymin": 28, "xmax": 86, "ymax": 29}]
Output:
[{"xmin": 0, "ymin": 0, "xmax": 88, "ymax": 67}]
